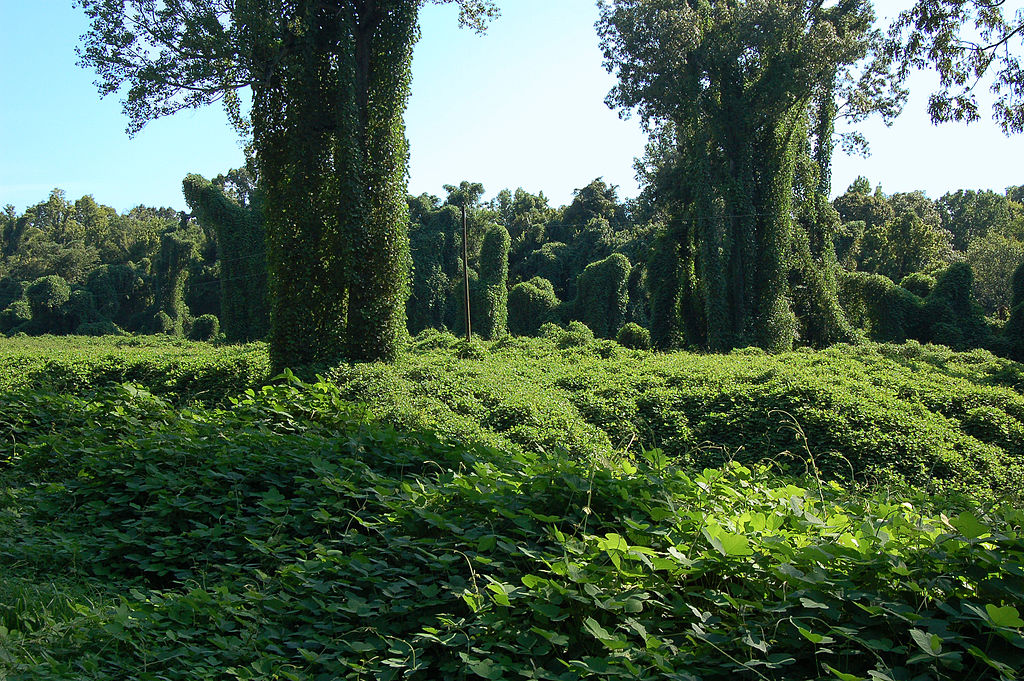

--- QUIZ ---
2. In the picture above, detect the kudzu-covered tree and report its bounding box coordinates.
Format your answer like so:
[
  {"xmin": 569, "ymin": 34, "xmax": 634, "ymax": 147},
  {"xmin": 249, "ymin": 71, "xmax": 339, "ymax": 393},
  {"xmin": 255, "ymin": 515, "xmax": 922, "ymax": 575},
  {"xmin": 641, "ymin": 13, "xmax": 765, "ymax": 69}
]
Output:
[
  {"xmin": 76, "ymin": 0, "xmax": 499, "ymax": 370},
  {"xmin": 508, "ymin": 277, "xmax": 559, "ymax": 337},
  {"xmin": 476, "ymin": 224, "xmax": 510, "ymax": 340},
  {"xmin": 182, "ymin": 173, "xmax": 268, "ymax": 342},
  {"xmin": 600, "ymin": 0, "xmax": 901, "ymax": 352},
  {"xmin": 25, "ymin": 275, "xmax": 72, "ymax": 333},
  {"xmin": 572, "ymin": 253, "xmax": 631, "ymax": 339},
  {"xmin": 153, "ymin": 229, "xmax": 196, "ymax": 336},
  {"xmin": 1004, "ymin": 260, "xmax": 1024, "ymax": 358}
]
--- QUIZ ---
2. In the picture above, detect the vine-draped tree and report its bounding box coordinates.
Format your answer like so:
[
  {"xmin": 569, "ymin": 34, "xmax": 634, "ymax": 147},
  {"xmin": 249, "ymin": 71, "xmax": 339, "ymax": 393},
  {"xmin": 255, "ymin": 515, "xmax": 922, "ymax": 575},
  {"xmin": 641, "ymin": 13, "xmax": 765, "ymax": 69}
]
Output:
[
  {"xmin": 599, "ymin": 0, "xmax": 899, "ymax": 352},
  {"xmin": 76, "ymin": 0, "xmax": 498, "ymax": 370},
  {"xmin": 182, "ymin": 173, "xmax": 269, "ymax": 342}
]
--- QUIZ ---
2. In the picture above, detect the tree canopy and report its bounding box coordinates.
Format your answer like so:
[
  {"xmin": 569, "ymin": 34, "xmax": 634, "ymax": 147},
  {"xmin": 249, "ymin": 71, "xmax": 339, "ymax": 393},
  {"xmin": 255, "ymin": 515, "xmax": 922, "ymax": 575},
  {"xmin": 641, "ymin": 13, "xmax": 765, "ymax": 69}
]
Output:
[
  {"xmin": 76, "ymin": 0, "xmax": 498, "ymax": 369},
  {"xmin": 599, "ymin": 0, "xmax": 898, "ymax": 352},
  {"xmin": 887, "ymin": 0, "xmax": 1024, "ymax": 133}
]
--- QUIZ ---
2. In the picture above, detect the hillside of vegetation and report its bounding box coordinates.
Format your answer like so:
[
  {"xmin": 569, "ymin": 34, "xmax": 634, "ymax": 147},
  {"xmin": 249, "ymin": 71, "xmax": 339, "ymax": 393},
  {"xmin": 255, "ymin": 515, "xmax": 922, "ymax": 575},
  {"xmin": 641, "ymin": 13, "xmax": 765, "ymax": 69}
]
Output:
[{"xmin": 1, "ymin": 336, "xmax": 1023, "ymax": 679}]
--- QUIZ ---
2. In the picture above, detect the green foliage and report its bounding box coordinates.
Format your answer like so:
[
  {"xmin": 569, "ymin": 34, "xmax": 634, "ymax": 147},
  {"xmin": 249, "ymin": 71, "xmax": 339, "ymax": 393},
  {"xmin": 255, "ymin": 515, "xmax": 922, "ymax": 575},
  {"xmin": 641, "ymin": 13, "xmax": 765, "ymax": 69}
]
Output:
[
  {"xmin": 153, "ymin": 229, "xmax": 196, "ymax": 337},
  {"xmin": 939, "ymin": 189, "xmax": 1023, "ymax": 250},
  {"xmin": 23, "ymin": 275, "xmax": 73, "ymax": 334},
  {"xmin": 899, "ymin": 271, "xmax": 937, "ymax": 298},
  {"xmin": 25, "ymin": 275, "xmax": 71, "ymax": 315},
  {"xmin": 508, "ymin": 277, "xmax": 560, "ymax": 337},
  {"xmin": 615, "ymin": 322, "xmax": 651, "ymax": 350},
  {"xmin": 862, "ymin": 210, "xmax": 955, "ymax": 283},
  {"xmin": 86, "ymin": 262, "xmax": 152, "ymax": 331},
  {"xmin": 77, "ymin": 1, "xmax": 498, "ymax": 369},
  {"xmin": 571, "ymin": 253, "xmax": 631, "ymax": 339},
  {"xmin": 67, "ymin": 289, "xmax": 99, "ymax": 327},
  {"xmin": 189, "ymin": 314, "xmax": 220, "ymax": 342},
  {"xmin": 2, "ymin": 353, "xmax": 1024, "ymax": 679},
  {"xmin": 647, "ymin": 224, "xmax": 686, "ymax": 350},
  {"xmin": 1005, "ymin": 260, "xmax": 1024, "ymax": 358},
  {"xmin": 183, "ymin": 173, "xmax": 267, "ymax": 342},
  {"xmin": 839, "ymin": 270, "xmax": 920, "ymax": 342},
  {"xmin": 923, "ymin": 263, "xmax": 989, "ymax": 350},
  {"xmin": 0, "ymin": 335, "xmax": 269, "ymax": 401},
  {"xmin": 601, "ymin": 0, "xmax": 884, "ymax": 352},
  {"xmin": 558, "ymin": 320, "xmax": 597, "ymax": 349},
  {"xmin": 0, "ymin": 277, "xmax": 25, "ymax": 310},
  {"xmin": 152, "ymin": 310, "xmax": 174, "ymax": 335},
  {"xmin": 0, "ymin": 298, "xmax": 32, "ymax": 334},
  {"xmin": 75, "ymin": 319, "xmax": 122, "ymax": 337},
  {"xmin": 965, "ymin": 230, "xmax": 1024, "ymax": 313},
  {"xmin": 476, "ymin": 224, "xmax": 510, "ymax": 340},
  {"xmin": 888, "ymin": 0, "xmax": 1024, "ymax": 133}
]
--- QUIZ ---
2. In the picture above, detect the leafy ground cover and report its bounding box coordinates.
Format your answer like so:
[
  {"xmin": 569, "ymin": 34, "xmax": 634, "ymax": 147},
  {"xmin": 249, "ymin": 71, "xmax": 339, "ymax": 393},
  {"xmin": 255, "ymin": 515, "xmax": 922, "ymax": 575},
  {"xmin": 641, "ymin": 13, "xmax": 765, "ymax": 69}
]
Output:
[
  {"xmin": 1, "ymin": 377, "xmax": 1022, "ymax": 680},
  {"xmin": 328, "ymin": 331, "xmax": 1024, "ymax": 502},
  {"xmin": 0, "ymin": 335, "xmax": 269, "ymax": 402}
]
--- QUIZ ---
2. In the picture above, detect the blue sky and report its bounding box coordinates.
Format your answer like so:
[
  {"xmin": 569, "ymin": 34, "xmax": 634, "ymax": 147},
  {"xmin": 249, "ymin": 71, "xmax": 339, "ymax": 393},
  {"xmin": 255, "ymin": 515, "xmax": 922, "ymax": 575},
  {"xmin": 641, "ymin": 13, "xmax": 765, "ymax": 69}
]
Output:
[{"xmin": 1, "ymin": 0, "xmax": 1022, "ymax": 214}]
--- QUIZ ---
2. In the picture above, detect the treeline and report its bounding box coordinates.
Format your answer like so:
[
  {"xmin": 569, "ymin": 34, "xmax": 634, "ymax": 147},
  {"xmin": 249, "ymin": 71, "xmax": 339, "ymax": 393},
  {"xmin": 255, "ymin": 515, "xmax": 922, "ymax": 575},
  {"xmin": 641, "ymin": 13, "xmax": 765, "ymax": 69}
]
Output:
[
  {"xmin": 4, "ymin": 174, "xmax": 1024, "ymax": 359},
  {"xmin": 0, "ymin": 171, "xmax": 263, "ymax": 341},
  {"xmin": 832, "ymin": 180, "xmax": 1024, "ymax": 355}
]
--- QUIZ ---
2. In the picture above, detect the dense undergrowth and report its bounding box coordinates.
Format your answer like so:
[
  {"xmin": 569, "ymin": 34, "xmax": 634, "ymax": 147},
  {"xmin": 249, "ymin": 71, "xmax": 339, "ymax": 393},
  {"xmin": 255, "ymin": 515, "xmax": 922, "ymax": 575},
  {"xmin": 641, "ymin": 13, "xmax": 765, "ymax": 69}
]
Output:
[
  {"xmin": 1, "ymin": 334, "xmax": 1023, "ymax": 679},
  {"xmin": 327, "ymin": 330, "xmax": 1024, "ymax": 501},
  {"xmin": 1, "ymin": 377, "xmax": 1022, "ymax": 680},
  {"xmin": 0, "ymin": 335, "xmax": 268, "ymax": 401}
]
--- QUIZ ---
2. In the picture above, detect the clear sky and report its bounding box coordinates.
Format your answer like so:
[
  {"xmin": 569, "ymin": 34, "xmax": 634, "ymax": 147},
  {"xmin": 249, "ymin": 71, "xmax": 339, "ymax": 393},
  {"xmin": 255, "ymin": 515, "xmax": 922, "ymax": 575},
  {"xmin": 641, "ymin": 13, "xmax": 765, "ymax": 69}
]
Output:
[{"xmin": 1, "ymin": 0, "xmax": 1022, "ymax": 215}]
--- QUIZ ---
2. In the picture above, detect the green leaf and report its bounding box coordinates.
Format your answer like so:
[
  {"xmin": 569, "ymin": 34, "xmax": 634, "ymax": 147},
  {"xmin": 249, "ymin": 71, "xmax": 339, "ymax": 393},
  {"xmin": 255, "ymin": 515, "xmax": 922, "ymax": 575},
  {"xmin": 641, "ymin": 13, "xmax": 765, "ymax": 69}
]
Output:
[
  {"xmin": 824, "ymin": 664, "xmax": 868, "ymax": 681},
  {"xmin": 599, "ymin": 533, "xmax": 629, "ymax": 553},
  {"xmin": 468, "ymin": 658, "xmax": 505, "ymax": 680},
  {"xmin": 951, "ymin": 512, "xmax": 989, "ymax": 539},
  {"xmin": 584, "ymin": 617, "xmax": 613, "ymax": 641},
  {"xmin": 909, "ymin": 628, "xmax": 941, "ymax": 657},
  {"xmin": 985, "ymin": 604, "xmax": 1024, "ymax": 628},
  {"xmin": 795, "ymin": 623, "xmax": 834, "ymax": 645}
]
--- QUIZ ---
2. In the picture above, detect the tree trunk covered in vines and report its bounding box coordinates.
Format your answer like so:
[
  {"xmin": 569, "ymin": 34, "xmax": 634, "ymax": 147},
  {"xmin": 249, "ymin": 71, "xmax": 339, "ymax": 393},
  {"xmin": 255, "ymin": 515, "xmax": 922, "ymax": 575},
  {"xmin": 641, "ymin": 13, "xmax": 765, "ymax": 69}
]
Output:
[
  {"xmin": 252, "ymin": 1, "xmax": 417, "ymax": 370},
  {"xmin": 600, "ymin": 0, "xmax": 875, "ymax": 353}
]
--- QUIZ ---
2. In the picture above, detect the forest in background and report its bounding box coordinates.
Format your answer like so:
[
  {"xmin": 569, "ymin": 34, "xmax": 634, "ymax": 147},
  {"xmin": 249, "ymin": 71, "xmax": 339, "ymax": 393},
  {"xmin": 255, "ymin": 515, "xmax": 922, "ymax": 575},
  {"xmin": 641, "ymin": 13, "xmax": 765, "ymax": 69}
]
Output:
[{"xmin": 3, "ymin": 174, "xmax": 1024, "ymax": 357}]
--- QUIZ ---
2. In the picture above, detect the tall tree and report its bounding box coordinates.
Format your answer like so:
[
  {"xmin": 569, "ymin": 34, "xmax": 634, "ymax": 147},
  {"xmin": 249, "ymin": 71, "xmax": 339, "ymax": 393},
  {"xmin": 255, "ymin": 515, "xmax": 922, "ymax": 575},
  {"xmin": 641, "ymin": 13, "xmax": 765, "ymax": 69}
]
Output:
[
  {"xmin": 182, "ymin": 173, "xmax": 269, "ymax": 342},
  {"xmin": 599, "ymin": 0, "xmax": 898, "ymax": 352},
  {"xmin": 76, "ymin": 0, "xmax": 498, "ymax": 369},
  {"xmin": 887, "ymin": 0, "xmax": 1024, "ymax": 133}
]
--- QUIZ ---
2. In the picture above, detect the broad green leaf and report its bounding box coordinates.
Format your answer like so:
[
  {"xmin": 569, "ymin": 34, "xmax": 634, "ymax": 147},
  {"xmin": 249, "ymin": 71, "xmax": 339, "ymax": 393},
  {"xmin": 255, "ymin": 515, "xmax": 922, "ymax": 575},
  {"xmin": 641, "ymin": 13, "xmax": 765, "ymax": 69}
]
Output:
[
  {"xmin": 909, "ymin": 628, "xmax": 941, "ymax": 656},
  {"xmin": 795, "ymin": 623, "xmax": 834, "ymax": 645},
  {"xmin": 985, "ymin": 604, "xmax": 1024, "ymax": 628},
  {"xmin": 951, "ymin": 512, "xmax": 989, "ymax": 539}
]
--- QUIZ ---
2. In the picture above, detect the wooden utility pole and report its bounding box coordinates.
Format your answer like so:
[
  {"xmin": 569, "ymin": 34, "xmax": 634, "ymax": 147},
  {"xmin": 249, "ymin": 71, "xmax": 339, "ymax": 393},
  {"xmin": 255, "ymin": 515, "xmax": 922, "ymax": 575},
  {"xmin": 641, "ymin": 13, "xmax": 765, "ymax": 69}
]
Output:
[{"xmin": 462, "ymin": 204, "xmax": 472, "ymax": 342}]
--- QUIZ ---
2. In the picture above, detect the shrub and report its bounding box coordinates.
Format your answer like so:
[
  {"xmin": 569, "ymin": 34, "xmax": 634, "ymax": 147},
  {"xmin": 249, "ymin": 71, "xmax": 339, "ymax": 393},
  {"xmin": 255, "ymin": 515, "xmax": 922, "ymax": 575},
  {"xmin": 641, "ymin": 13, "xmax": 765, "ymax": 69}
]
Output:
[
  {"xmin": 508, "ymin": 277, "xmax": 559, "ymax": 336},
  {"xmin": 558, "ymin": 320, "xmax": 595, "ymax": 348},
  {"xmin": 616, "ymin": 322, "xmax": 651, "ymax": 350},
  {"xmin": 0, "ymin": 297, "xmax": 32, "ymax": 333},
  {"xmin": 153, "ymin": 311, "xmax": 175, "ymax": 335},
  {"xmin": 26, "ymin": 275, "xmax": 71, "ymax": 314},
  {"xmin": 899, "ymin": 271, "xmax": 937, "ymax": 298},
  {"xmin": 189, "ymin": 314, "xmax": 220, "ymax": 342},
  {"xmin": 76, "ymin": 320, "xmax": 123, "ymax": 337},
  {"xmin": 24, "ymin": 275, "xmax": 72, "ymax": 334},
  {"xmin": 572, "ymin": 253, "xmax": 631, "ymax": 339}
]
